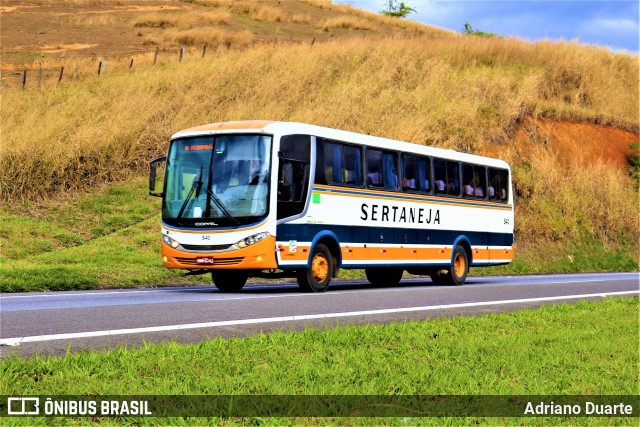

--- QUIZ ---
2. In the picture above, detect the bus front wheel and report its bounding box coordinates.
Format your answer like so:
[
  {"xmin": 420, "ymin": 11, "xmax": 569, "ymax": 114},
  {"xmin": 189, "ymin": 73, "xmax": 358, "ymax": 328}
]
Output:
[
  {"xmin": 297, "ymin": 243, "xmax": 333, "ymax": 292},
  {"xmin": 212, "ymin": 270, "xmax": 248, "ymax": 292}
]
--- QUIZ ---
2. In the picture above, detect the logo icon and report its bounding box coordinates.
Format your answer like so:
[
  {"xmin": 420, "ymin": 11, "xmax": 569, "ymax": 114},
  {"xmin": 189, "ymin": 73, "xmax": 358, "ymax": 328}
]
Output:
[{"xmin": 7, "ymin": 397, "xmax": 40, "ymax": 415}]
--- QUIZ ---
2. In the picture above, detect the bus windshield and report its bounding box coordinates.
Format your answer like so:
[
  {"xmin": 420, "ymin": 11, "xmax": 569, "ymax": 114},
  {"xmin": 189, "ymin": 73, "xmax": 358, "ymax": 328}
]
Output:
[{"xmin": 162, "ymin": 134, "xmax": 272, "ymax": 228}]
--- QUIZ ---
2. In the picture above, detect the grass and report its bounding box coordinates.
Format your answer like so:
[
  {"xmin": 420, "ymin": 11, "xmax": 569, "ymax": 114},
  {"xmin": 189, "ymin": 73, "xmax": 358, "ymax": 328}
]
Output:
[
  {"xmin": 1, "ymin": 297, "xmax": 637, "ymax": 425},
  {"xmin": 0, "ymin": 176, "xmax": 196, "ymax": 291}
]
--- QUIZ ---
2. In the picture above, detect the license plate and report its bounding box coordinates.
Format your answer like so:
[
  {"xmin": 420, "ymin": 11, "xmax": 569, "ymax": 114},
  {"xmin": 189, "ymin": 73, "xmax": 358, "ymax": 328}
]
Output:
[{"xmin": 196, "ymin": 257, "xmax": 215, "ymax": 265}]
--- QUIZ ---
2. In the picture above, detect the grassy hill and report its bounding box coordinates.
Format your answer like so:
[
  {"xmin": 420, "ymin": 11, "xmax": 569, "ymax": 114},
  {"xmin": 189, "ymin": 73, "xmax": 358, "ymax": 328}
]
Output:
[{"xmin": 0, "ymin": 0, "xmax": 638, "ymax": 291}]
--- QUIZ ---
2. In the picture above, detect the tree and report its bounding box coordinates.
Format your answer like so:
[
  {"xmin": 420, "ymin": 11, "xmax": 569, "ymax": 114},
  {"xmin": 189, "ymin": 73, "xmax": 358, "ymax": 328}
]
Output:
[
  {"xmin": 380, "ymin": 1, "xmax": 416, "ymax": 18},
  {"xmin": 463, "ymin": 22, "xmax": 499, "ymax": 38}
]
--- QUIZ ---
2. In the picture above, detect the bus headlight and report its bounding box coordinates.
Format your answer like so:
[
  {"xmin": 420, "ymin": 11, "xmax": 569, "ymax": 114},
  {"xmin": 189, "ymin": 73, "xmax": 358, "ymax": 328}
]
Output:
[
  {"xmin": 162, "ymin": 234, "xmax": 180, "ymax": 249},
  {"xmin": 235, "ymin": 232, "xmax": 270, "ymax": 249}
]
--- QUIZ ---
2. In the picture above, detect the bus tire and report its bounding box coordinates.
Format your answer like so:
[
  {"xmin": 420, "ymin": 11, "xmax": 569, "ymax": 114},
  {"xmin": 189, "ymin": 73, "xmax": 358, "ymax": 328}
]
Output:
[
  {"xmin": 365, "ymin": 267, "xmax": 403, "ymax": 286},
  {"xmin": 212, "ymin": 270, "xmax": 248, "ymax": 292},
  {"xmin": 443, "ymin": 246, "xmax": 469, "ymax": 285},
  {"xmin": 297, "ymin": 243, "xmax": 333, "ymax": 292},
  {"xmin": 429, "ymin": 246, "xmax": 469, "ymax": 286}
]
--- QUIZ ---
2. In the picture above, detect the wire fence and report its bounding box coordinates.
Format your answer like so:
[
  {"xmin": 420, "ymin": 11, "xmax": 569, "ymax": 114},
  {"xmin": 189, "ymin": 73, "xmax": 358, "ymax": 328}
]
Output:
[{"xmin": 0, "ymin": 32, "xmax": 424, "ymax": 91}]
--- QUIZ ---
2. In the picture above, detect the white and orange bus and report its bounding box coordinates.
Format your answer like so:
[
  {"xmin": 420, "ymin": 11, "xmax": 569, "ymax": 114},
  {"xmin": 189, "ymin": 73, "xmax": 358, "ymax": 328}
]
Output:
[{"xmin": 149, "ymin": 121, "xmax": 514, "ymax": 292}]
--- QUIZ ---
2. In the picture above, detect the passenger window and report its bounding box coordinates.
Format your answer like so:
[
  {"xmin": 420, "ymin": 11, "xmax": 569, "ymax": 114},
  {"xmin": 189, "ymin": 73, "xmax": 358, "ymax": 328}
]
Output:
[
  {"xmin": 315, "ymin": 139, "xmax": 362, "ymax": 187},
  {"xmin": 402, "ymin": 155, "xmax": 431, "ymax": 193},
  {"xmin": 433, "ymin": 159, "xmax": 460, "ymax": 196},
  {"xmin": 462, "ymin": 164, "xmax": 487, "ymax": 199},
  {"xmin": 488, "ymin": 168, "xmax": 509, "ymax": 202},
  {"xmin": 366, "ymin": 148, "xmax": 398, "ymax": 191}
]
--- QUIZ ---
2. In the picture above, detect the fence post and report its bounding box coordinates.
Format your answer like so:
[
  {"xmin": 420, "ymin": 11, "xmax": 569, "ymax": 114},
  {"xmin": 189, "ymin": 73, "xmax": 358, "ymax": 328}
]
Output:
[
  {"xmin": 129, "ymin": 58, "xmax": 134, "ymax": 69},
  {"xmin": 311, "ymin": 37, "xmax": 316, "ymax": 46},
  {"xmin": 202, "ymin": 44, "xmax": 207, "ymax": 58},
  {"xmin": 75, "ymin": 63, "xmax": 79, "ymax": 79},
  {"xmin": 58, "ymin": 66, "xmax": 64, "ymax": 83},
  {"xmin": 38, "ymin": 65, "xmax": 43, "ymax": 87},
  {"xmin": 179, "ymin": 46, "xmax": 185, "ymax": 62},
  {"xmin": 98, "ymin": 60, "xmax": 102, "ymax": 75},
  {"xmin": 22, "ymin": 69, "xmax": 27, "ymax": 89},
  {"xmin": 153, "ymin": 47, "xmax": 159, "ymax": 65}
]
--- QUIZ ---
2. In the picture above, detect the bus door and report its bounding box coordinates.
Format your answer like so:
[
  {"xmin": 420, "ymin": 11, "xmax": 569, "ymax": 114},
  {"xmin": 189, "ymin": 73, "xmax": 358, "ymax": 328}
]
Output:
[{"xmin": 277, "ymin": 135, "xmax": 311, "ymax": 221}]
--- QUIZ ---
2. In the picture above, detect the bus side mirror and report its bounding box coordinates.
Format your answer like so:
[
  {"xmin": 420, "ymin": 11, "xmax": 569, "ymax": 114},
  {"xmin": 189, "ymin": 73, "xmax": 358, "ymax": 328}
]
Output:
[{"xmin": 149, "ymin": 156, "xmax": 166, "ymax": 197}]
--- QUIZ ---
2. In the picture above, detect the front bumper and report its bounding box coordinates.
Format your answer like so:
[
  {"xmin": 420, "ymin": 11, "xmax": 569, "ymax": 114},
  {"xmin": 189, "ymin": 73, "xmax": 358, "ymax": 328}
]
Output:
[{"xmin": 162, "ymin": 236, "xmax": 278, "ymax": 270}]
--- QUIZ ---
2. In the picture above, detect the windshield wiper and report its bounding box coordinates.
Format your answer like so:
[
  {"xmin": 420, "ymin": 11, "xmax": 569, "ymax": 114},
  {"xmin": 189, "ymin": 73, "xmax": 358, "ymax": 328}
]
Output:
[
  {"xmin": 206, "ymin": 189, "xmax": 239, "ymax": 226},
  {"xmin": 177, "ymin": 167, "xmax": 203, "ymax": 219}
]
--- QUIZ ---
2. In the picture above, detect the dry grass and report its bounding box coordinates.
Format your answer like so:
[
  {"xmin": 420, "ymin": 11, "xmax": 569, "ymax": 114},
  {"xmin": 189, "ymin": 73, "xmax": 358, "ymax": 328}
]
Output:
[
  {"xmin": 291, "ymin": 14, "xmax": 313, "ymax": 25},
  {"xmin": 319, "ymin": 17, "xmax": 377, "ymax": 32},
  {"xmin": 0, "ymin": 35, "xmax": 638, "ymax": 257},
  {"xmin": 133, "ymin": 13, "xmax": 179, "ymax": 28},
  {"xmin": 254, "ymin": 6, "xmax": 287, "ymax": 23},
  {"xmin": 133, "ymin": 10, "xmax": 231, "ymax": 29},
  {"xmin": 505, "ymin": 147, "xmax": 639, "ymax": 247},
  {"xmin": 161, "ymin": 27, "xmax": 253, "ymax": 47}
]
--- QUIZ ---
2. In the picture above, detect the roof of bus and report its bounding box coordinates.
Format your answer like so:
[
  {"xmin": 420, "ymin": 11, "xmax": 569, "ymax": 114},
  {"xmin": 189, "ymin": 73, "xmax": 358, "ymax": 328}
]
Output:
[{"xmin": 172, "ymin": 121, "xmax": 510, "ymax": 169}]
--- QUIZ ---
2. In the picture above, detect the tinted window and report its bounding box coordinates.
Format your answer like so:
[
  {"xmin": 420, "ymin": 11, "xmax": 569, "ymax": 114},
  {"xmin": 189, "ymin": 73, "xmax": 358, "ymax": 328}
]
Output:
[
  {"xmin": 462, "ymin": 164, "xmax": 487, "ymax": 199},
  {"xmin": 488, "ymin": 168, "xmax": 509, "ymax": 202},
  {"xmin": 366, "ymin": 148, "xmax": 398, "ymax": 191},
  {"xmin": 315, "ymin": 139, "xmax": 362, "ymax": 187},
  {"xmin": 402, "ymin": 154, "xmax": 430, "ymax": 193},
  {"xmin": 433, "ymin": 159, "xmax": 460, "ymax": 196},
  {"xmin": 278, "ymin": 135, "xmax": 311, "ymax": 219}
]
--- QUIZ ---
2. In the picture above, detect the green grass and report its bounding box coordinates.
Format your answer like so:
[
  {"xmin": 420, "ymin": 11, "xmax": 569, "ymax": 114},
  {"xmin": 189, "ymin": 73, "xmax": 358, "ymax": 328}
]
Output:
[
  {"xmin": 0, "ymin": 175, "xmax": 637, "ymax": 292},
  {"xmin": 0, "ymin": 177, "xmax": 199, "ymax": 291},
  {"xmin": 1, "ymin": 297, "xmax": 637, "ymax": 425}
]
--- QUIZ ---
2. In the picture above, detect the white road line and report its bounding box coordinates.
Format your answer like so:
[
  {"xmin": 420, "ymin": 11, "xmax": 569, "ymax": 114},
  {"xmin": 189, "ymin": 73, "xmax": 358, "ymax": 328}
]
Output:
[{"xmin": 1, "ymin": 290, "xmax": 637, "ymax": 346}]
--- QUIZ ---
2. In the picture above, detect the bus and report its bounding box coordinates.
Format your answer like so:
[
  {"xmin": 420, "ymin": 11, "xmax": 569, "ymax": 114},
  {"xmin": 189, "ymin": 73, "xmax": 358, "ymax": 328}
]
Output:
[{"xmin": 149, "ymin": 120, "xmax": 514, "ymax": 292}]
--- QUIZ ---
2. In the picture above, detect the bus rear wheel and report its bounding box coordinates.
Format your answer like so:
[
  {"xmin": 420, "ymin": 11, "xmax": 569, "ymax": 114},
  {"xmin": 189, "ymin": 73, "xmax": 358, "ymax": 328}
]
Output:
[
  {"xmin": 365, "ymin": 267, "xmax": 403, "ymax": 287},
  {"xmin": 297, "ymin": 243, "xmax": 333, "ymax": 292},
  {"xmin": 211, "ymin": 270, "xmax": 248, "ymax": 292},
  {"xmin": 430, "ymin": 245, "xmax": 468, "ymax": 286}
]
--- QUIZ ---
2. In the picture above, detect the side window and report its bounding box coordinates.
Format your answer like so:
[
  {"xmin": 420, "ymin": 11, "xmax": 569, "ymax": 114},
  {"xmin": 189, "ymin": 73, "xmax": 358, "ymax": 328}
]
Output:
[
  {"xmin": 462, "ymin": 164, "xmax": 487, "ymax": 199},
  {"xmin": 315, "ymin": 138, "xmax": 362, "ymax": 187},
  {"xmin": 488, "ymin": 168, "xmax": 509, "ymax": 202},
  {"xmin": 402, "ymin": 154, "xmax": 430, "ymax": 193},
  {"xmin": 366, "ymin": 148, "xmax": 398, "ymax": 191},
  {"xmin": 433, "ymin": 159, "xmax": 460, "ymax": 197},
  {"xmin": 277, "ymin": 135, "xmax": 311, "ymax": 220}
]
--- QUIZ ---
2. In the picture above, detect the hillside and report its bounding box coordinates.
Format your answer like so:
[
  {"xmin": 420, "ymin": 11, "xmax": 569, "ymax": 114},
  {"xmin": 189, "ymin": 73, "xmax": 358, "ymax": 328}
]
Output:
[
  {"xmin": 0, "ymin": 0, "xmax": 638, "ymax": 290},
  {"xmin": 0, "ymin": 0, "xmax": 450, "ymax": 86}
]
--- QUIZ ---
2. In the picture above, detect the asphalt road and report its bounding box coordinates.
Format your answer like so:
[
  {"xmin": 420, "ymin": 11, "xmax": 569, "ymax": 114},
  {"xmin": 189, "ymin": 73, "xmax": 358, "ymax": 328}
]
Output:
[{"xmin": 1, "ymin": 272, "xmax": 638, "ymax": 358}]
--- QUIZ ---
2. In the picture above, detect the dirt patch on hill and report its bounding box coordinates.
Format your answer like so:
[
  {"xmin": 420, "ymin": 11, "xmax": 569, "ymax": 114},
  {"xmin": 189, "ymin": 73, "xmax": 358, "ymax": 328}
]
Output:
[{"xmin": 482, "ymin": 118, "xmax": 639, "ymax": 171}]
